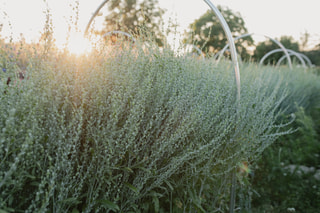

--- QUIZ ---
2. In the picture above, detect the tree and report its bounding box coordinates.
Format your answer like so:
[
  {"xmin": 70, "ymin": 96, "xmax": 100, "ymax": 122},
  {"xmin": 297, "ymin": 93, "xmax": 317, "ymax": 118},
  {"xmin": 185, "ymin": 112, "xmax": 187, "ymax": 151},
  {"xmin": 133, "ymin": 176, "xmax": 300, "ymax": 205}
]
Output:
[
  {"xmin": 185, "ymin": 6, "xmax": 253, "ymax": 60},
  {"xmin": 254, "ymin": 36, "xmax": 300, "ymax": 65},
  {"xmin": 300, "ymin": 30, "xmax": 310, "ymax": 51},
  {"xmin": 303, "ymin": 43, "xmax": 320, "ymax": 67},
  {"xmin": 102, "ymin": 0, "xmax": 165, "ymax": 46}
]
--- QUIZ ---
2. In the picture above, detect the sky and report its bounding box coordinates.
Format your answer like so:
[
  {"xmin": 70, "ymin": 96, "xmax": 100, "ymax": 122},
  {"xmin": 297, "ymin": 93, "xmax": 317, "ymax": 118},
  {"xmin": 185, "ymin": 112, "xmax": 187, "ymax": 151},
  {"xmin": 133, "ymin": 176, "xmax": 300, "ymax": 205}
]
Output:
[{"xmin": 0, "ymin": 0, "xmax": 320, "ymax": 49}]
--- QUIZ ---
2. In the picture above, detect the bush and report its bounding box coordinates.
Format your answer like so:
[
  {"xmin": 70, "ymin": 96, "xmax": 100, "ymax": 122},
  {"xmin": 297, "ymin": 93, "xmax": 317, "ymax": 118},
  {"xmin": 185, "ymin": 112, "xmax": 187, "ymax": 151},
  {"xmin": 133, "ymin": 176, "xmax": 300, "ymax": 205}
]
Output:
[
  {"xmin": 251, "ymin": 107, "xmax": 320, "ymax": 212},
  {"xmin": 0, "ymin": 36, "xmax": 311, "ymax": 212}
]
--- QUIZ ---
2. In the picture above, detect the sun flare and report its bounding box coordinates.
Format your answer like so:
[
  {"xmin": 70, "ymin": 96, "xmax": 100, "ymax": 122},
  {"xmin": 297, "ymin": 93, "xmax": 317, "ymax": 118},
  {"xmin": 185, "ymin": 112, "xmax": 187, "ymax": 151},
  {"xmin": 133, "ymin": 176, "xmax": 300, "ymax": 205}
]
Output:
[{"xmin": 66, "ymin": 32, "xmax": 93, "ymax": 55}]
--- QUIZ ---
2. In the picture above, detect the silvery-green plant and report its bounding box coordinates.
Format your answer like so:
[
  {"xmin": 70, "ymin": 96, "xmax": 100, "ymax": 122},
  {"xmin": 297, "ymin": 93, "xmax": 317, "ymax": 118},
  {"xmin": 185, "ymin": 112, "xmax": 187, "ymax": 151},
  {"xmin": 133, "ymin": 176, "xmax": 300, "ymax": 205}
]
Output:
[{"xmin": 1, "ymin": 32, "xmax": 319, "ymax": 212}]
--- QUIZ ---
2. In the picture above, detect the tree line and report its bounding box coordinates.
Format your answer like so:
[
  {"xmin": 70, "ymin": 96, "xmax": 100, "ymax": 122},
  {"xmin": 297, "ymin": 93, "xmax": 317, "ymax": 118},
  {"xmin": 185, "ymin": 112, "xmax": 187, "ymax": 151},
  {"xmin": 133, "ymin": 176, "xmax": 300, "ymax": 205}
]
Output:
[{"xmin": 99, "ymin": 0, "xmax": 320, "ymax": 66}]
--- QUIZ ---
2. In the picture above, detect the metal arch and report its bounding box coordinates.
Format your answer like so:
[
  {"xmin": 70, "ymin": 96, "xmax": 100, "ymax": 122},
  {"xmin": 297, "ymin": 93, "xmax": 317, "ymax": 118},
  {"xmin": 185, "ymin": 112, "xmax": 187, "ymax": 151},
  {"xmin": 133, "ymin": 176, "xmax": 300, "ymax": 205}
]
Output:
[
  {"xmin": 85, "ymin": 0, "xmax": 241, "ymax": 100},
  {"xmin": 217, "ymin": 33, "xmax": 293, "ymax": 69},
  {"xmin": 216, "ymin": 33, "xmax": 252, "ymax": 63},
  {"xmin": 299, "ymin": 53, "xmax": 314, "ymax": 67},
  {"xmin": 298, "ymin": 53, "xmax": 313, "ymax": 67},
  {"xmin": 202, "ymin": 2, "xmax": 241, "ymax": 213},
  {"xmin": 279, "ymin": 52, "xmax": 313, "ymax": 67},
  {"xmin": 203, "ymin": 0, "xmax": 240, "ymax": 101},
  {"xmin": 183, "ymin": 44, "xmax": 205, "ymax": 59},
  {"xmin": 260, "ymin": 48, "xmax": 305, "ymax": 68},
  {"xmin": 256, "ymin": 34, "xmax": 292, "ymax": 69},
  {"xmin": 213, "ymin": 49, "xmax": 223, "ymax": 61},
  {"xmin": 84, "ymin": 0, "xmax": 110, "ymax": 36},
  {"xmin": 215, "ymin": 48, "xmax": 242, "ymax": 63},
  {"xmin": 276, "ymin": 51, "xmax": 308, "ymax": 68},
  {"xmin": 103, "ymin": 30, "xmax": 136, "ymax": 42}
]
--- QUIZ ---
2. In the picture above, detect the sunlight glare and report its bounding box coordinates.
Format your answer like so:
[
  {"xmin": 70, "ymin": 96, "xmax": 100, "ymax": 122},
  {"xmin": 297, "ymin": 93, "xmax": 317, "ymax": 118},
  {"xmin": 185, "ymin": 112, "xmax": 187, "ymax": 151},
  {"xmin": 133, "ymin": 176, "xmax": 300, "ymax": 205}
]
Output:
[{"xmin": 67, "ymin": 32, "xmax": 92, "ymax": 55}]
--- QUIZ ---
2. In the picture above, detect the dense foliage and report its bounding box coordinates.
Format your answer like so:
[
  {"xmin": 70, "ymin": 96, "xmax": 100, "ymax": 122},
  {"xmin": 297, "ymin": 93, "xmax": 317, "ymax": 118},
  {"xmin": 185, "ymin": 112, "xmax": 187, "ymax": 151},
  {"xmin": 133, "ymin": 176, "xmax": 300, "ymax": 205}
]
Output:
[
  {"xmin": 0, "ymin": 35, "xmax": 308, "ymax": 212},
  {"xmin": 303, "ymin": 48, "xmax": 320, "ymax": 66},
  {"xmin": 101, "ymin": 0, "xmax": 165, "ymax": 46},
  {"xmin": 249, "ymin": 65, "xmax": 320, "ymax": 212},
  {"xmin": 1, "ymin": 1, "xmax": 320, "ymax": 211},
  {"xmin": 252, "ymin": 107, "xmax": 320, "ymax": 212},
  {"xmin": 238, "ymin": 65, "xmax": 320, "ymax": 212}
]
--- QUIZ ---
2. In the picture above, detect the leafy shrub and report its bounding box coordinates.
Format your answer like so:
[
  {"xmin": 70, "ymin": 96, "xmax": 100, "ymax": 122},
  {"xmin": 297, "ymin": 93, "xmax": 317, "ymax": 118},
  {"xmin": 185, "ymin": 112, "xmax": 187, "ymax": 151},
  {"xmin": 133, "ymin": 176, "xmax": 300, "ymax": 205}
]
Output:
[
  {"xmin": 0, "ymin": 36, "xmax": 307, "ymax": 212},
  {"xmin": 251, "ymin": 107, "xmax": 320, "ymax": 213}
]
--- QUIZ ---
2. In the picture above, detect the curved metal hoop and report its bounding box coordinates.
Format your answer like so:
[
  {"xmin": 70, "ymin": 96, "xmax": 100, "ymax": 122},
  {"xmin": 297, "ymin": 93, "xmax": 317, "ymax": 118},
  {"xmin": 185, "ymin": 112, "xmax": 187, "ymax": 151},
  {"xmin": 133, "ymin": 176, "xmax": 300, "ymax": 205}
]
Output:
[
  {"xmin": 183, "ymin": 44, "xmax": 205, "ymax": 59},
  {"xmin": 215, "ymin": 48, "xmax": 243, "ymax": 63},
  {"xmin": 217, "ymin": 33, "xmax": 293, "ymax": 69},
  {"xmin": 203, "ymin": 0, "xmax": 240, "ymax": 100},
  {"xmin": 84, "ymin": 0, "xmax": 110, "ymax": 36},
  {"xmin": 103, "ymin": 30, "xmax": 136, "ymax": 42},
  {"xmin": 260, "ymin": 48, "xmax": 304, "ymax": 68},
  {"xmin": 277, "ymin": 52, "xmax": 313, "ymax": 68},
  {"xmin": 85, "ymin": 0, "xmax": 241, "ymax": 100},
  {"xmin": 275, "ymin": 51, "xmax": 306, "ymax": 68},
  {"xmin": 297, "ymin": 53, "xmax": 313, "ymax": 67}
]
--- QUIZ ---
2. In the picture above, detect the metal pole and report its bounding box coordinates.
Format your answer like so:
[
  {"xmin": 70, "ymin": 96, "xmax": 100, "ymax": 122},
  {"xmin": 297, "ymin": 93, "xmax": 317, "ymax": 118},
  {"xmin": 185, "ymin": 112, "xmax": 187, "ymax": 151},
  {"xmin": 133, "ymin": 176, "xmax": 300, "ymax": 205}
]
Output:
[
  {"xmin": 203, "ymin": 0, "xmax": 240, "ymax": 101},
  {"xmin": 260, "ymin": 48, "xmax": 306, "ymax": 68},
  {"xmin": 202, "ymin": 1, "xmax": 240, "ymax": 213},
  {"xmin": 218, "ymin": 33, "xmax": 293, "ymax": 70},
  {"xmin": 276, "ymin": 51, "xmax": 307, "ymax": 69},
  {"xmin": 84, "ymin": 0, "xmax": 110, "ymax": 36}
]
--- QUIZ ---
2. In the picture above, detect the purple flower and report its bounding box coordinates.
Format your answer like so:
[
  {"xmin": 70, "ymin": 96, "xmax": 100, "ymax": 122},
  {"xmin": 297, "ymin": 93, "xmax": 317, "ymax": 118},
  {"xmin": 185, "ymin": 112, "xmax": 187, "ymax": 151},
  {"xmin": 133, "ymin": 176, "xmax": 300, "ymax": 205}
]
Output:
[{"xmin": 2, "ymin": 68, "xmax": 6, "ymax": 73}]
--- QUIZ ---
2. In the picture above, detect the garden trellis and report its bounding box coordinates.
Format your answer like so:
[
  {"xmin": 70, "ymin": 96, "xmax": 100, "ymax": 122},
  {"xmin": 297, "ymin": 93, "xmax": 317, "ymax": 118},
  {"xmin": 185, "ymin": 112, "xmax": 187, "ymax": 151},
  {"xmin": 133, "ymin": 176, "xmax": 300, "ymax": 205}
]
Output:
[
  {"xmin": 260, "ymin": 48, "xmax": 307, "ymax": 69},
  {"xmin": 216, "ymin": 33, "xmax": 314, "ymax": 71},
  {"xmin": 277, "ymin": 51, "xmax": 313, "ymax": 68},
  {"xmin": 217, "ymin": 33, "xmax": 293, "ymax": 69}
]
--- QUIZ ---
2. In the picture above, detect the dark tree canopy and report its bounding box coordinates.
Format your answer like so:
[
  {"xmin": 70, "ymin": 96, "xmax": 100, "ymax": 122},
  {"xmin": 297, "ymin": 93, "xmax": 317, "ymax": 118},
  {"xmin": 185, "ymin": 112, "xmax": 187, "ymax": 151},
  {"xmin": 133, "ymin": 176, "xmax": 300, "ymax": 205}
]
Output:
[
  {"xmin": 254, "ymin": 36, "xmax": 300, "ymax": 65},
  {"xmin": 303, "ymin": 44, "xmax": 320, "ymax": 67},
  {"xmin": 185, "ymin": 6, "xmax": 253, "ymax": 59},
  {"xmin": 102, "ymin": 0, "xmax": 165, "ymax": 46}
]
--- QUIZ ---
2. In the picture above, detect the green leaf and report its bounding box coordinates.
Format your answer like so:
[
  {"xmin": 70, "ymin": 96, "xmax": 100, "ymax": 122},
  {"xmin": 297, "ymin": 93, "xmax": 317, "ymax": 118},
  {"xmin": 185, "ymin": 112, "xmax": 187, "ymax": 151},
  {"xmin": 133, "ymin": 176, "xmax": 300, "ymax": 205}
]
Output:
[
  {"xmin": 30, "ymin": 181, "xmax": 39, "ymax": 186},
  {"xmin": 59, "ymin": 197, "xmax": 82, "ymax": 205},
  {"xmin": 124, "ymin": 182, "xmax": 139, "ymax": 194},
  {"xmin": 187, "ymin": 188, "xmax": 206, "ymax": 212},
  {"xmin": 193, "ymin": 202, "xmax": 206, "ymax": 213},
  {"xmin": 164, "ymin": 180, "xmax": 174, "ymax": 191},
  {"xmin": 98, "ymin": 200, "xmax": 120, "ymax": 211},
  {"xmin": 136, "ymin": 166, "xmax": 150, "ymax": 173},
  {"xmin": 71, "ymin": 208, "xmax": 80, "ymax": 213},
  {"xmin": 25, "ymin": 174, "xmax": 36, "ymax": 179},
  {"xmin": 0, "ymin": 208, "xmax": 14, "ymax": 213},
  {"xmin": 122, "ymin": 167, "xmax": 133, "ymax": 173},
  {"xmin": 152, "ymin": 194, "xmax": 160, "ymax": 213}
]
